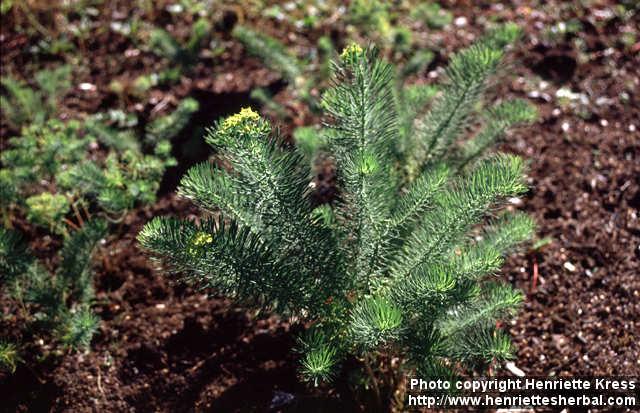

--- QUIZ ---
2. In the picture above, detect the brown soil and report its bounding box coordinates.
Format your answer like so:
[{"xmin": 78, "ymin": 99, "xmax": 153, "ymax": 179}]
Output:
[
  {"xmin": 492, "ymin": 2, "xmax": 639, "ymax": 377},
  {"xmin": 1, "ymin": 0, "xmax": 639, "ymax": 412}
]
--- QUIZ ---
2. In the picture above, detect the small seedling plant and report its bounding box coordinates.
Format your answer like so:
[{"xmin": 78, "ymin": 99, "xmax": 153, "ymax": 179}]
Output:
[
  {"xmin": 0, "ymin": 221, "xmax": 106, "ymax": 372},
  {"xmin": 0, "ymin": 65, "xmax": 71, "ymax": 130},
  {"xmin": 232, "ymin": 25, "xmax": 321, "ymax": 112},
  {"xmin": 139, "ymin": 27, "xmax": 536, "ymax": 407},
  {"xmin": 145, "ymin": 17, "xmax": 212, "ymax": 85}
]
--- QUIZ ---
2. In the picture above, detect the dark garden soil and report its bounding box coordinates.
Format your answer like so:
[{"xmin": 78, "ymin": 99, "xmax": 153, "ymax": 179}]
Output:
[{"xmin": 1, "ymin": 1, "xmax": 639, "ymax": 412}]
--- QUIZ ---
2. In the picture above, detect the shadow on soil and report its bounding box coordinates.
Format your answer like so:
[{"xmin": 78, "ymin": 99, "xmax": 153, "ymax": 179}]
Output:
[{"xmin": 159, "ymin": 80, "xmax": 287, "ymax": 194}]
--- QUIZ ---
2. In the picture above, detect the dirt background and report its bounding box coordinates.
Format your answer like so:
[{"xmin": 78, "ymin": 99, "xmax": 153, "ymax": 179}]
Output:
[{"xmin": 1, "ymin": 0, "xmax": 638, "ymax": 411}]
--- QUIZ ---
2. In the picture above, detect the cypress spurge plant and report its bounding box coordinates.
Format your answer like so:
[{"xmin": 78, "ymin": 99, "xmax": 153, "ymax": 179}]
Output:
[
  {"xmin": 232, "ymin": 25, "xmax": 304, "ymax": 92},
  {"xmin": 232, "ymin": 25, "xmax": 319, "ymax": 114},
  {"xmin": 139, "ymin": 28, "xmax": 536, "ymax": 406},
  {"xmin": 232, "ymin": 23, "xmax": 431, "ymax": 119},
  {"xmin": 0, "ymin": 221, "xmax": 106, "ymax": 371},
  {"xmin": 0, "ymin": 341, "xmax": 19, "ymax": 373},
  {"xmin": 0, "ymin": 65, "xmax": 71, "ymax": 130},
  {"xmin": 1, "ymin": 98, "xmax": 198, "ymax": 229},
  {"xmin": 146, "ymin": 17, "xmax": 211, "ymax": 84}
]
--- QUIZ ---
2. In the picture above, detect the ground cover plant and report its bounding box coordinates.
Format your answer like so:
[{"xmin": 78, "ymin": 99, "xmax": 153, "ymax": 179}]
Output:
[
  {"xmin": 232, "ymin": 24, "xmax": 318, "ymax": 113},
  {"xmin": 0, "ymin": 221, "xmax": 106, "ymax": 372},
  {"xmin": 0, "ymin": 90, "xmax": 197, "ymax": 373},
  {"xmin": 138, "ymin": 26, "xmax": 537, "ymax": 408},
  {"xmin": 0, "ymin": 65, "xmax": 71, "ymax": 131},
  {"xmin": 146, "ymin": 17, "xmax": 213, "ymax": 85},
  {"xmin": 1, "ymin": 98, "xmax": 198, "ymax": 230}
]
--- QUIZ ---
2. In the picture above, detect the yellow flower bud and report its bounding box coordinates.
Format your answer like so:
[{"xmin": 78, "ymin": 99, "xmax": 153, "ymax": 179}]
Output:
[
  {"xmin": 187, "ymin": 231, "xmax": 213, "ymax": 256},
  {"xmin": 340, "ymin": 43, "xmax": 364, "ymax": 61},
  {"xmin": 220, "ymin": 107, "xmax": 261, "ymax": 132}
]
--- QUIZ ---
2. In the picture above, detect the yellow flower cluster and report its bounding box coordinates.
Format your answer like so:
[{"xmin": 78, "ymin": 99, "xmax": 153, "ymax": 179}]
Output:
[
  {"xmin": 220, "ymin": 107, "xmax": 261, "ymax": 133},
  {"xmin": 187, "ymin": 231, "xmax": 213, "ymax": 256},
  {"xmin": 340, "ymin": 43, "xmax": 364, "ymax": 60}
]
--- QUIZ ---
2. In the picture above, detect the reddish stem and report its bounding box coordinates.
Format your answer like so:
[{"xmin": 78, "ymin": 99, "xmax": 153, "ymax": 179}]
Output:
[
  {"xmin": 64, "ymin": 218, "xmax": 81, "ymax": 231},
  {"xmin": 531, "ymin": 256, "xmax": 539, "ymax": 292}
]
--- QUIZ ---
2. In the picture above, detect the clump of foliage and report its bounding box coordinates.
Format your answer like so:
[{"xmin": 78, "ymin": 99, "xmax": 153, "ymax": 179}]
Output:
[
  {"xmin": 150, "ymin": 17, "xmax": 210, "ymax": 66},
  {"xmin": 233, "ymin": 25, "xmax": 304, "ymax": 90},
  {"xmin": 147, "ymin": 17, "xmax": 212, "ymax": 83},
  {"xmin": 293, "ymin": 125, "xmax": 328, "ymax": 163},
  {"xmin": 0, "ymin": 226, "xmax": 32, "ymax": 282},
  {"xmin": 232, "ymin": 22, "xmax": 434, "ymax": 150},
  {"xmin": 0, "ymin": 341, "xmax": 19, "ymax": 373},
  {"xmin": 0, "ymin": 65, "xmax": 71, "ymax": 130},
  {"xmin": 349, "ymin": 0, "xmax": 393, "ymax": 40},
  {"xmin": 411, "ymin": 2, "xmax": 453, "ymax": 29},
  {"xmin": 348, "ymin": 0, "xmax": 425, "ymax": 57},
  {"xmin": 0, "ymin": 221, "xmax": 105, "ymax": 371},
  {"xmin": 139, "ymin": 26, "xmax": 536, "ymax": 406},
  {"xmin": 294, "ymin": 24, "xmax": 531, "ymax": 178},
  {"xmin": 1, "ymin": 98, "xmax": 198, "ymax": 230},
  {"xmin": 232, "ymin": 24, "xmax": 317, "ymax": 112}
]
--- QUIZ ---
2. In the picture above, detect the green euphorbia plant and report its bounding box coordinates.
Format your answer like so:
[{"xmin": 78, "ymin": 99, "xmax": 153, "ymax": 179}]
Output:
[
  {"xmin": 139, "ymin": 26, "xmax": 536, "ymax": 406},
  {"xmin": 0, "ymin": 98, "xmax": 198, "ymax": 230},
  {"xmin": 0, "ymin": 65, "xmax": 71, "ymax": 130},
  {"xmin": 0, "ymin": 220, "xmax": 106, "ymax": 371}
]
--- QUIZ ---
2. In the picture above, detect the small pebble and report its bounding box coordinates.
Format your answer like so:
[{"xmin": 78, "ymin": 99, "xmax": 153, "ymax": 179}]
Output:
[
  {"xmin": 563, "ymin": 261, "xmax": 576, "ymax": 272},
  {"xmin": 508, "ymin": 197, "xmax": 523, "ymax": 206},
  {"xmin": 454, "ymin": 16, "xmax": 467, "ymax": 27},
  {"xmin": 166, "ymin": 4, "xmax": 183, "ymax": 13},
  {"xmin": 124, "ymin": 49, "xmax": 140, "ymax": 58},
  {"xmin": 79, "ymin": 82, "xmax": 96, "ymax": 91},
  {"xmin": 505, "ymin": 362, "xmax": 526, "ymax": 377}
]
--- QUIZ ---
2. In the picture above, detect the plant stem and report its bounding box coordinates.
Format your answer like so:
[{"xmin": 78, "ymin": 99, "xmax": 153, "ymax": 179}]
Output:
[
  {"xmin": 64, "ymin": 218, "xmax": 81, "ymax": 231},
  {"xmin": 17, "ymin": 3, "xmax": 52, "ymax": 38},
  {"xmin": 364, "ymin": 354, "xmax": 382, "ymax": 411},
  {"xmin": 70, "ymin": 199, "xmax": 85, "ymax": 227}
]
